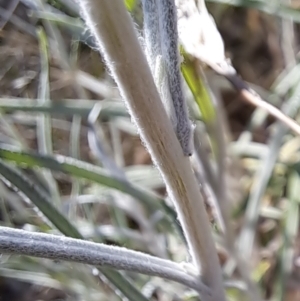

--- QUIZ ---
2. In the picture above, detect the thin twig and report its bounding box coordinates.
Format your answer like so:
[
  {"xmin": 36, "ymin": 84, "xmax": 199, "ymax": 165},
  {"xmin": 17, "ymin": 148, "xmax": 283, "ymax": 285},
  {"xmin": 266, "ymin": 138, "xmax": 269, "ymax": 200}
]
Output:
[{"xmin": 226, "ymin": 74, "xmax": 300, "ymax": 136}]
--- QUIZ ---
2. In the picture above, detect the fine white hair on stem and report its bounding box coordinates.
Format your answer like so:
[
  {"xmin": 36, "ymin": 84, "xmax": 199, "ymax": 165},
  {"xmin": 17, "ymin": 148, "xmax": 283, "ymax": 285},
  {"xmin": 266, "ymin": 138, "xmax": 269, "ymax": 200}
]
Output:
[
  {"xmin": 142, "ymin": 0, "xmax": 177, "ymax": 128},
  {"xmin": 154, "ymin": 55, "xmax": 178, "ymax": 128},
  {"xmin": 157, "ymin": 0, "xmax": 194, "ymax": 156},
  {"xmin": 141, "ymin": 0, "xmax": 194, "ymax": 156},
  {"xmin": 78, "ymin": 0, "xmax": 226, "ymax": 300},
  {"xmin": 0, "ymin": 226, "xmax": 211, "ymax": 297},
  {"xmin": 141, "ymin": 0, "xmax": 160, "ymax": 74}
]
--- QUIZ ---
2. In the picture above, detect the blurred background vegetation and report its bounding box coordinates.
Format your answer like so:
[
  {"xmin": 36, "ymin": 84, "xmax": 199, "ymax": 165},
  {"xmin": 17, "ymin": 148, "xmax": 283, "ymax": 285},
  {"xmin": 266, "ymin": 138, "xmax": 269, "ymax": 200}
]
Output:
[{"xmin": 1, "ymin": 0, "xmax": 300, "ymax": 300}]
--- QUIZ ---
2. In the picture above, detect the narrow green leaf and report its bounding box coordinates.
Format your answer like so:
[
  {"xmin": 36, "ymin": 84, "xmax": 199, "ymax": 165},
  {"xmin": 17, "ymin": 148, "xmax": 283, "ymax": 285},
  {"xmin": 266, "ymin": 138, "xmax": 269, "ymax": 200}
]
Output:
[
  {"xmin": 0, "ymin": 160, "xmax": 81, "ymax": 238},
  {"xmin": 181, "ymin": 55, "xmax": 216, "ymax": 124},
  {"xmin": 37, "ymin": 28, "xmax": 61, "ymax": 204},
  {"xmin": 0, "ymin": 98, "xmax": 128, "ymax": 118},
  {"xmin": 0, "ymin": 160, "xmax": 149, "ymax": 301},
  {"xmin": 0, "ymin": 146, "xmax": 179, "ymax": 233},
  {"xmin": 124, "ymin": 0, "xmax": 136, "ymax": 11}
]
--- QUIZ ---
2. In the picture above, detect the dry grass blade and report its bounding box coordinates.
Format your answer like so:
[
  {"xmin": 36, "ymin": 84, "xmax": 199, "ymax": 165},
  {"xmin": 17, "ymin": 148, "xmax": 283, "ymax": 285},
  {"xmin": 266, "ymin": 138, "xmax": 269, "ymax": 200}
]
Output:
[{"xmin": 226, "ymin": 74, "xmax": 300, "ymax": 137}]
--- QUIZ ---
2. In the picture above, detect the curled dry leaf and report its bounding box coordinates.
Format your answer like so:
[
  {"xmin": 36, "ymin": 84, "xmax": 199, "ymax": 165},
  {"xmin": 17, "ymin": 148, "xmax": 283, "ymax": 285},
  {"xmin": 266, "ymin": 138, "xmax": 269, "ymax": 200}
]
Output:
[{"xmin": 176, "ymin": 0, "xmax": 236, "ymax": 75}]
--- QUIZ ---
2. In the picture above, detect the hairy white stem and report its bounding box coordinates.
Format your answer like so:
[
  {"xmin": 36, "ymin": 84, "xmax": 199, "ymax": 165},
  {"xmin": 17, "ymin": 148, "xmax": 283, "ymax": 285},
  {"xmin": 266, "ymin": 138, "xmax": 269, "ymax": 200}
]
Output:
[
  {"xmin": 0, "ymin": 226, "xmax": 210, "ymax": 296},
  {"xmin": 142, "ymin": 0, "xmax": 177, "ymax": 129},
  {"xmin": 78, "ymin": 1, "xmax": 226, "ymax": 300},
  {"xmin": 141, "ymin": 0, "xmax": 160, "ymax": 74},
  {"xmin": 157, "ymin": 0, "xmax": 194, "ymax": 156},
  {"xmin": 142, "ymin": 0, "xmax": 193, "ymax": 156},
  {"xmin": 154, "ymin": 55, "xmax": 178, "ymax": 130}
]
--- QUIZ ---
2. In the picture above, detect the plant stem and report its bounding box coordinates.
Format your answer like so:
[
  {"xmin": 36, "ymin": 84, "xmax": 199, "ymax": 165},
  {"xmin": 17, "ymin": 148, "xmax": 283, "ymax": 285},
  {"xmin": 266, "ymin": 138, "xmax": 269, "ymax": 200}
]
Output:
[
  {"xmin": 0, "ymin": 226, "xmax": 211, "ymax": 297},
  {"xmin": 78, "ymin": 0, "xmax": 226, "ymax": 299}
]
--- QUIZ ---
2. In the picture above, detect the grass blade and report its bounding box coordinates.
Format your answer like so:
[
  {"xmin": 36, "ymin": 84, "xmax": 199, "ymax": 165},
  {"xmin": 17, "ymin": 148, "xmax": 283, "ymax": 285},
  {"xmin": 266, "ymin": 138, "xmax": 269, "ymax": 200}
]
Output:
[
  {"xmin": 278, "ymin": 170, "xmax": 300, "ymax": 300},
  {"xmin": 0, "ymin": 160, "xmax": 149, "ymax": 301},
  {"xmin": 181, "ymin": 55, "xmax": 215, "ymax": 124},
  {"xmin": 0, "ymin": 98, "xmax": 128, "ymax": 118},
  {"xmin": 37, "ymin": 28, "xmax": 61, "ymax": 204},
  {"xmin": 0, "ymin": 146, "xmax": 179, "ymax": 234},
  {"xmin": 238, "ymin": 82, "xmax": 300, "ymax": 258}
]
